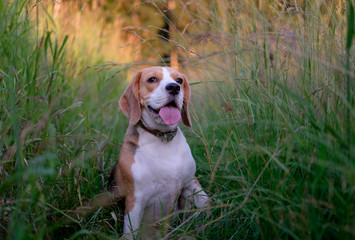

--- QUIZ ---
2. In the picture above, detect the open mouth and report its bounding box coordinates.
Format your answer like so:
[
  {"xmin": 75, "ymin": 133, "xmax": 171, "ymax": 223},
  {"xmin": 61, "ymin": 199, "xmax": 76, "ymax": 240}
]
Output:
[
  {"xmin": 148, "ymin": 101, "xmax": 181, "ymax": 125},
  {"xmin": 148, "ymin": 101, "xmax": 177, "ymax": 114}
]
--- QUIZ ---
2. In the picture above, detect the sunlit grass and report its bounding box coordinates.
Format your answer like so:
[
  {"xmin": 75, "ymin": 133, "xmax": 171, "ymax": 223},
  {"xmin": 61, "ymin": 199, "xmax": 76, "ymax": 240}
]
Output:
[{"xmin": 1, "ymin": 0, "xmax": 354, "ymax": 239}]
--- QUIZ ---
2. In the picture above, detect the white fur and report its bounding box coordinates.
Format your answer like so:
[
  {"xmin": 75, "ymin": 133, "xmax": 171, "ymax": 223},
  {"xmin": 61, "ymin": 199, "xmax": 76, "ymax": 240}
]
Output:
[
  {"xmin": 124, "ymin": 128, "xmax": 190, "ymax": 231},
  {"xmin": 123, "ymin": 127, "xmax": 208, "ymax": 239},
  {"xmin": 134, "ymin": 128, "xmax": 195, "ymax": 215}
]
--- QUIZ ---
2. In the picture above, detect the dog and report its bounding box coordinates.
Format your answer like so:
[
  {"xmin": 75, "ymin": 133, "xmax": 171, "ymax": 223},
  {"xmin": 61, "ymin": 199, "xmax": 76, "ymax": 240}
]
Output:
[{"xmin": 108, "ymin": 66, "xmax": 209, "ymax": 239}]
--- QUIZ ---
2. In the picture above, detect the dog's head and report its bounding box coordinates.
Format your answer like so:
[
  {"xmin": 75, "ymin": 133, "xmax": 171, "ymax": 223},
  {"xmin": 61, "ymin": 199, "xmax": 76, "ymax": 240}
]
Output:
[{"xmin": 119, "ymin": 67, "xmax": 191, "ymax": 130}]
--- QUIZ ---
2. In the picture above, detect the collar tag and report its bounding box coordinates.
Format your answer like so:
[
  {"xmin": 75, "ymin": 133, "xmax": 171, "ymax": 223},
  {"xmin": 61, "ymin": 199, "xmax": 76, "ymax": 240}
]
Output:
[
  {"xmin": 162, "ymin": 132, "xmax": 176, "ymax": 142},
  {"xmin": 138, "ymin": 122, "xmax": 177, "ymax": 142}
]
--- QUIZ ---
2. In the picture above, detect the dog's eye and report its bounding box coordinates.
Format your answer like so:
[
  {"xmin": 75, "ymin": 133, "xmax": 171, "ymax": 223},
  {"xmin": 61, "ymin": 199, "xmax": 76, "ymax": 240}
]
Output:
[
  {"xmin": 176, "ymin": 78, "xmax": 183, "ymax": 84},
  {"xmin": 147, "ymin": 77, "xmax": 157, "ymax": 83}
]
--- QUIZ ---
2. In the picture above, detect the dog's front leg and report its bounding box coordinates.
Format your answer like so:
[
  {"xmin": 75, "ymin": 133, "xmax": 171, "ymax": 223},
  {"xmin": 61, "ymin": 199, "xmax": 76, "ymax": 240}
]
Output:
[
  {"xmin": 123, "ymin": 195, "xmax": 144, "ymax": 239},
  {"xmin": 179, "ymin": 178, "xmax": 209, "ymax": 210}
]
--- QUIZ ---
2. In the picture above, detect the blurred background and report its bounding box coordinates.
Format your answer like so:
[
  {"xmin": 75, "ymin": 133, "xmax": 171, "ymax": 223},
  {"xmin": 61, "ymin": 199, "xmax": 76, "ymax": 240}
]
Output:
[{"xmin": 1, "ymin": 0, "xmax": 354, "ymax": 239}]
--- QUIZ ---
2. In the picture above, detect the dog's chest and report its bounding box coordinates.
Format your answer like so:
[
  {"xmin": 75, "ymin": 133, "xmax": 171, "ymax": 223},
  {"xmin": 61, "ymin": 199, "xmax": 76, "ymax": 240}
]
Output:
[{"xmin": 131, "ymin": 128, "xmax": 196, "ymax": 201}]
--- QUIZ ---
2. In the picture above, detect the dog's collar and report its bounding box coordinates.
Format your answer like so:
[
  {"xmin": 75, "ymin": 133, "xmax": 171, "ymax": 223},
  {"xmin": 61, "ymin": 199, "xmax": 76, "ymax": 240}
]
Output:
[{"xmin": 138, "ymin": 121, "xmax": 177, "ymax": 142}]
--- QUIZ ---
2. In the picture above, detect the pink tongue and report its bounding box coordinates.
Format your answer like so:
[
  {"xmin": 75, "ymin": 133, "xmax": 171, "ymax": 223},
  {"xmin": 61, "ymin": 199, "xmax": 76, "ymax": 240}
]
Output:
[{"xmin": 159, "ymin": 106, "xmax": 181, "ymax": 125}]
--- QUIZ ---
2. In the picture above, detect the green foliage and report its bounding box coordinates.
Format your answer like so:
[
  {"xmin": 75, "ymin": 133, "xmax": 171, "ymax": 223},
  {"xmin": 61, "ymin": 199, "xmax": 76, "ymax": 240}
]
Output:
[
  {"xmin": 0, "ymin": 0, "xmax": 126, "ymax": 239},
  {"xmin": 1, "ymin": 0, "xmax": 355, "ymax": 239}
]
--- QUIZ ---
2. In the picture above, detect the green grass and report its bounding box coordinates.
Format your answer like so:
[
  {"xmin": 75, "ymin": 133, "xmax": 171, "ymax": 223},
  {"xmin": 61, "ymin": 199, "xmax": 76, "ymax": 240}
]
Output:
[{"xmin": 1, "ymin": 0, "xmax": 355, "ymax": 239}]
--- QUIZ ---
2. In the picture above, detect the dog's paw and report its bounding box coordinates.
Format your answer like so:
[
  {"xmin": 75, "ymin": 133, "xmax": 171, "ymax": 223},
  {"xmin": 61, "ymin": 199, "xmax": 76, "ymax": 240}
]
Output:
[{"xmin": 193, "ymin": 190, "xmax": 209, "ymax": 209}]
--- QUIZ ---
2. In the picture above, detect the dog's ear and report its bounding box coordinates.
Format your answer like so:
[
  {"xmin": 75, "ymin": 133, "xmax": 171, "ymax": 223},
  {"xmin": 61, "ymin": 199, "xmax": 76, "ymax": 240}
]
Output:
[
  {"xmin": 181, "ymin": 74, "xmax": 192, "ymax": 127},
  {"xmin": 119, "ymin": 71, "xmax": 142, "ymax": 126}
]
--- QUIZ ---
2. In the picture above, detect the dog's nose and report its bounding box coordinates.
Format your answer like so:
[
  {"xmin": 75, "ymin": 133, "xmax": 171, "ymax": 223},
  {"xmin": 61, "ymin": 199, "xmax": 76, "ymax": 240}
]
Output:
[{"xmin": 165, "ymin": 83, "xmax": 180, "ymax": 95}]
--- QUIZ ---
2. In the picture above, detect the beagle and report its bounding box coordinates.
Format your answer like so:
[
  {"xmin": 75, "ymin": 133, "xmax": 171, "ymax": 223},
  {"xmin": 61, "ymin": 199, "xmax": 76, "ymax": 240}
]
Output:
[{"xmin": 109, "ymin": 66, "xmax": 209, "ymax": 239}]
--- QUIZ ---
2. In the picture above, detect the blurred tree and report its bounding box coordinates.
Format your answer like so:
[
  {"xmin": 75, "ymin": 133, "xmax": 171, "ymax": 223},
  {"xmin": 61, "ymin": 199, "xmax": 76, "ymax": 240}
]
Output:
[{"xmin": 45, "ymin": 0, "xmax": 345, "ymax": 66}]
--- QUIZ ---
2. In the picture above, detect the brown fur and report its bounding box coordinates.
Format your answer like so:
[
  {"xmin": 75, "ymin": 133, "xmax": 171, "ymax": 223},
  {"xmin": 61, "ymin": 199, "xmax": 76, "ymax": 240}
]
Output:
[
  {"xmin": 111, "ymin": 126, "xmax": 139, "ymax": 212},
  {"xmin": 119, "ymin": 72, "xmax": 142, "ymax": 126}
]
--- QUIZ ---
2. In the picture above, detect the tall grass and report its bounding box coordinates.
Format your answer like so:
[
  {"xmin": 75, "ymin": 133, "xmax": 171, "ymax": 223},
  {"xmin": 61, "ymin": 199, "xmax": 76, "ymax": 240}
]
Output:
[
  {"xmin": 175, "ymin": 1, "xmax": 355, "ymax": 239},
  {"xmin": 1, "ymin": 0, "xmax": 354, "ymax": 239},
  {"xmin": 0, "ymin": 0, "xmax": 126, "ymax": 239}
]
